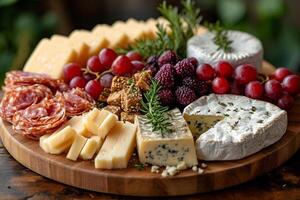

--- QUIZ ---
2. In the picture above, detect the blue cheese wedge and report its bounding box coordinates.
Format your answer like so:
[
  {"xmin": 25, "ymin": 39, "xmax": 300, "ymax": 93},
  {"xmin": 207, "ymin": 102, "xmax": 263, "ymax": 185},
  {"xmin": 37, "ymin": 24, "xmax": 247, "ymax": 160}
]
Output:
[
  {"xmin": 135, "ymin": 108, "xmax": 198, "ymax": 167},
  {"xmin": 187, "ymin": 30, "xmax": 263, "ymax": 70},
  {"xmin": 183, "ymin": 94, "xmax": 287, "ymax": 161}
]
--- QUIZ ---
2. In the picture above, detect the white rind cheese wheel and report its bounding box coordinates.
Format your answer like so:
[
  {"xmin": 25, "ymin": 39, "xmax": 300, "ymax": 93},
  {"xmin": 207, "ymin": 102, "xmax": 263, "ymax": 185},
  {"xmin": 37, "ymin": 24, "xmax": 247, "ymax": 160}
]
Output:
[
  {"xmin": 183, "ymin": 94, "xmax": 287, "ymax": 161},
  {"xmin": 187, "ymin": 30, "xmax": 263, "ymax": 69}
]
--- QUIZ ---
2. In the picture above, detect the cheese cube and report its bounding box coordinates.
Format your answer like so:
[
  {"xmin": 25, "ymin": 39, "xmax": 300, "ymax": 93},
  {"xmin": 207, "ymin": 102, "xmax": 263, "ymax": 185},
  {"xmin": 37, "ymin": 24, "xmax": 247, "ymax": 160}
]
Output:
[
  {"xmin": 79, "ymin": 136, "xmax": 102, "ymax": 160},
  {"xmin": 67, "ymin": 115, "xmax": 92, "ymax": 138},
  {"xmin": 66, "ymin": 134, "xmax": 87, "ymax": 161},
  {"xmin": 46, "ymin": 126, "xmax": 76, "ymax": 154},
  {"xmin": 92, "ymin": 25, "xmax": 129, "ymax": 48},
  {"xmin": 98, "ymin": 112, "xmax": 118, "ymax": 139},
  {"xmin": 69, "ymin": 30, "xmax": 109, "ymax": 57},
  {"xmin": 24, "ymin": 38, "xmax": 77, "ymax": 79},
  {"xmin": 95, "ymin": 122, "xmax": 137, "ymax": 169},
  {"xmin": 136, "ymin": 109, "xmax": 198, "ymax": 167}
]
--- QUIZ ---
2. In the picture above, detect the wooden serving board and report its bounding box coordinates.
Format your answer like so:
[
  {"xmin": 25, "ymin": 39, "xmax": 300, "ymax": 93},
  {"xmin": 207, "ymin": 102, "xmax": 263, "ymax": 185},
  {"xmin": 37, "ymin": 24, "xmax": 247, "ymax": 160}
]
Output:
[{"xmin": 1, "ymin": 62, "xmax": 300, "ymax": 196}]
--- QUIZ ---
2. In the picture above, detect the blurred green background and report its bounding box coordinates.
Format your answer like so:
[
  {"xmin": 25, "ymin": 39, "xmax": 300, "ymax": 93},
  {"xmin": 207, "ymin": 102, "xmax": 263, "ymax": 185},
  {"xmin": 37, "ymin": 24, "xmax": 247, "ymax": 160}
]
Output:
[{"xmin": 0, "ymin": 0, "xmax": 299, "ymax": 83}]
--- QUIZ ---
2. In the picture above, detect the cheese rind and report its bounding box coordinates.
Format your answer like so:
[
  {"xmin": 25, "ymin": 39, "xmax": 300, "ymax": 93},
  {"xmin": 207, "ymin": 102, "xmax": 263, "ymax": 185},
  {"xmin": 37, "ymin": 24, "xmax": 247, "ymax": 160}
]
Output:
[
  {"xmin": 187, "ymin": 31, "xmax": 263, "ymax": 69},
  {"xmin": 183, "ymin": 94, "xmax": 288, "ymax": 161},
  {"xmin": 66, "ymin": 134, "xmax": 87, "ymax": 161},
  {"xmin": 136, "ymin": 109, "xmax": 198, "ymax": 167}
]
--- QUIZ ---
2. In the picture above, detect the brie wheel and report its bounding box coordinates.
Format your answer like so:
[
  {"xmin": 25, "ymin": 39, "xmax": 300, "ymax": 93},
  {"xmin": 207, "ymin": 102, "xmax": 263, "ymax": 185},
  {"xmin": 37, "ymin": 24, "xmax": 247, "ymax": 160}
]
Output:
[
  {"xmin": 183, "ymin": 94, "xmax": 287, "ymax": 161},
  {"xmin": 187, "ymin": 30, "xmax": 263, "ymax": 69}
]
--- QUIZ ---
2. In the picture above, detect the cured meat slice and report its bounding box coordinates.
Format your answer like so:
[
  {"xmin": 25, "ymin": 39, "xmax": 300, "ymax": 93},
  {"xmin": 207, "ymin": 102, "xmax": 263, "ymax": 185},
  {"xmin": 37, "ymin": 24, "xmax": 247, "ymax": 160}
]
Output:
[
  {"xmin": 56, "ymin": 88, "xmax": 95, "ymax": 117},
  {"xmin": 12, "ymin": 97, "xmax": 66, "ymax": 140},
  {"xmin": 4, "ymin": 71, "xmax": 69, "ymax": 93},
  {"xmin": 0, "ymin": 84, "xmax": 52, "ymax": 123}
]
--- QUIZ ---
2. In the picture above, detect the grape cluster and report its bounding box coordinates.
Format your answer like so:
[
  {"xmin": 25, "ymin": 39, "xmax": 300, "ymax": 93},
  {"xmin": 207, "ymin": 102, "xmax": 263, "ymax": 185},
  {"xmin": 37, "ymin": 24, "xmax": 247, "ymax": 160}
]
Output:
[{"xmin": 63, "ymin": 49, "xmax": 145, "ymax": 100}]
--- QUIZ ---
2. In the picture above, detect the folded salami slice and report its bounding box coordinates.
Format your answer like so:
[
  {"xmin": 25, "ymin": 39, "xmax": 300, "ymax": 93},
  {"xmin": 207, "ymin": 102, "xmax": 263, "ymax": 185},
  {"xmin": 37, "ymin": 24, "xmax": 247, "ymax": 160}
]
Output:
[
  {"xmin": 12, "ymin": 97, "xmax": 66, "ymax": 140},
  {"xmin": 56, "ymin": 88, "xmax": 95, "ymax": 117},
  {"xmin": 4, "ymin": 71, "xmax": 69, "ymax": 93},
  {"xmin": 0, "ymin": 84, "xmax": 53, "ymax": 123}
]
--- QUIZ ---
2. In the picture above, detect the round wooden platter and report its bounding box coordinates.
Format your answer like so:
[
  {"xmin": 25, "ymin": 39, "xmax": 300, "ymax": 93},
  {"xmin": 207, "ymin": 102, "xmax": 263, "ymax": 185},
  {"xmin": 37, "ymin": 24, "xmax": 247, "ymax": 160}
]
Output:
[{"xmin": 1, "ymin": 62, "xmax": 300, "ymax": 197}]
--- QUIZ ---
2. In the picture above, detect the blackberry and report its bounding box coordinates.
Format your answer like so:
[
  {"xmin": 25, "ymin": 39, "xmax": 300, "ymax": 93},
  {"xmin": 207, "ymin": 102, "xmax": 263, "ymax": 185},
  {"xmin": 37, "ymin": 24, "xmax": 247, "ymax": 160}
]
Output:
[
  {"xmin": 158, "ymin": 50, "xmax": 178, "ymax": 67},
  {"xmin": 175, "ymin": 58, "xmax": 195, "ymax": 78},
  {"xmin": 182, "ymin": 77, "xmax": 209, "ymax": 97},
  {"xmin": 145, "ymin": 64, "xmax": 158, "ymax": 75},
  {"xmin": 154, "ymin": 64, "xmax": 175, "ymax": 89},
  {"xmin": 175, "ymin": 86, "xmax": 197, "ymax": 106},
  {"xmin": 158, "ymin": 89, "xmax": 175, "ymax": 106},
  {"xmin": 147, "ymin": 55, "xmax": 159, "ymax": 67}
]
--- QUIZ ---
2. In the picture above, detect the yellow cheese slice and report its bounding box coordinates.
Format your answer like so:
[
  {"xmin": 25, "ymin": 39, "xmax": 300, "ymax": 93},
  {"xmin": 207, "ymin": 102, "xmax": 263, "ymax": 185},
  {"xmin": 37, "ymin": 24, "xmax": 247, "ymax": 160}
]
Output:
[
  {"xmin": 39, "ymin": 134, "xmax": 51, "ymax": 153},
  {"xmin": 23, "ymin": 38, "xmax": 77, "ymax": 79},
  {"xmin": 113, "ymin": 19, "xmax": 147, "ymax": 42},
  {"xmin": 50, "ymin": 35, "xmax": 78, "ymax": 61},
  {"xmin": 67, "ymin": 115, "xmax": 92, "ymax": 138},
  {"xmin": 46, "ymin": 126, "xmax": 76, "ymax": 153},
  {"xmin": 92, "ymin": 25, "xmax": 129, "ymax": 48},
  {"xmin": 98, "ymin": 112, "xmax": 118, "ymax": 139},
  {"xmin": 95, "ymin": 121, "xmax": 137, "ymax": 169},
  {"xmin": 69, "ymin": 30, "xmax": 109, "ymax": 57},
  {"xmin": 79, "ymin": 137, "xmax": 99, "ymax": 160},
  {"xmin": 66, "ymin": 134, "xmax": 87, "ymax": 161}
]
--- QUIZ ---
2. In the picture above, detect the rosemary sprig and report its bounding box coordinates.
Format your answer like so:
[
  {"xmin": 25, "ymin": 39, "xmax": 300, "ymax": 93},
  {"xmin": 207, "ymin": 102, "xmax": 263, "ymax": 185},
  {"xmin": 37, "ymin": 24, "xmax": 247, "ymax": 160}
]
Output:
[
  {"xmin": 117, "ymin": 0, "xmax": 201, "ymax": 59},
  {"xmin": 205, "ymin": 21, "xmax": 233, "ymax": 52},
  {"xmin": 134, "ymin": 163, "xmax": 145, "ymax": 171},
  {"xmin": 140, "ymin": 79, "xmax": 172, "ymax": 137}
]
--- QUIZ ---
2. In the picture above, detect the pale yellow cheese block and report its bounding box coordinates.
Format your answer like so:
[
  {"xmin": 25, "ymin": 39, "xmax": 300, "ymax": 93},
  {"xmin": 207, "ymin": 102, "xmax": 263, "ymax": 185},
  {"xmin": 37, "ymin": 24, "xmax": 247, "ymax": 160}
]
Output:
[
  {"xmin": 146, "ymin": 17, "xmax": 170, "ymax": 37},
  {"xmin": 52, "ymin": 34, "xmax": 90, "ymax": 66},
  {"xmin": 113, "ymin": 19, "xmax": 147, "ymax": 42},
  {"xmin": 66, "ymin": 134, "xmax": 87, "ymax": 161},
  {"xmin": 69, "ymin": 30, "xmax": 109, "ymax": 57},
  {"xmin": 79, "ymin": 136, "xmax": 103, "ymax": 160},
  {"xmin": 46, "ymin": 126, "xmax": 76, "ymax": 153},
  {"xmin": 50, "ymin": 35, "xmax": 78, "ymax": 61},
  {"xmin": 98, "ymin": 112, "xmax": 118, "ymax": 139},
  {"xmin": 92, "ymin": 25, "xmax": 129, "ymax": 48},
  {"xmin": 39, "ymin": 134, "xmax": 51, "ymax": 153},
  {"xmin": 95, "ymin": 121, "xmax": 137, "ymax": 169},
  {"xmin": 67, "ymin": 115, "xmax": 92, "ymax": 138},
  {"xmin": 23, "ymin": 38, "xmax": 77, "ymax": 79}
]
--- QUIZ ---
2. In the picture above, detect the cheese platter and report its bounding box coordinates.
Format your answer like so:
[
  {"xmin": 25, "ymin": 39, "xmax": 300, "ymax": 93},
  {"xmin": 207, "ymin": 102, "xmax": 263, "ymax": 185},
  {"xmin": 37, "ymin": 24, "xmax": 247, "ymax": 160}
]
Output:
[{"xmin": 1, "ymin": 0, "xmax": 300, "ymax": 197}]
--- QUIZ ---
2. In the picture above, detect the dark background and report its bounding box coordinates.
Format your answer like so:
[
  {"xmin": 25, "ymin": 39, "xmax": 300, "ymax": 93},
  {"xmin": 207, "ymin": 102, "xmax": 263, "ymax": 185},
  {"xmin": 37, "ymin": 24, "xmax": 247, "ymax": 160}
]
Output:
[{"xmin": 0, "ymin": 0, "xmax": 300, "ymax": 82}]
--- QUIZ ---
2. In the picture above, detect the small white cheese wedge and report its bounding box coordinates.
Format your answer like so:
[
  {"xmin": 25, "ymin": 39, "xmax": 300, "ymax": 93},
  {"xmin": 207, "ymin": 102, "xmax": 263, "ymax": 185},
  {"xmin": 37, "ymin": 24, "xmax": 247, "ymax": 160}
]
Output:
[
  {"xmin": 67, "ymin": 115, "xmax": 92, "ymax": 138},
  {"xmin": 66, "ymin": 134, "xmax": 87, "ymax": 161},
  {"xmin": 95, "ymin": 121, "xmax": 137, "ymax": 169},
  {"xmin": 136, "ymin": 108, "xmax": 198, "ymax": 167},
  {"xmin": 46, "ymin": 126, "xmax": 76, "ymax": 154},
  {"xmin": 79, "ymin": 136, "xmax": 100, "ymax": 160}
]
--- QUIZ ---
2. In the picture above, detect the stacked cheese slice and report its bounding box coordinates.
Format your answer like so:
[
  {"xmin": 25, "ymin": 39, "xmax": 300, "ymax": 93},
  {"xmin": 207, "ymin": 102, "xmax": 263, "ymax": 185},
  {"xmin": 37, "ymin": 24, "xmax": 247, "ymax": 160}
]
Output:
[
  {"xmin": 23, "ymin": 18, "xmax": 169, "ymax": 79},
  {"xmin": 39, "ymin": 108, "xmax": 137, "ymax": 169}
]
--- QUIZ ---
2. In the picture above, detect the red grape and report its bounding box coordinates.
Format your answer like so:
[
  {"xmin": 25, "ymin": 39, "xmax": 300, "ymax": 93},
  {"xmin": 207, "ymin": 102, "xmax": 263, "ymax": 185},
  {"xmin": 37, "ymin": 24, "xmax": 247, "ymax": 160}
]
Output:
[
  {"xmin": 273, "ymin": 67, "xmax": 292, "ymax": 82},
  {"xmin": 63, "ymin": 63, "xmax": 81, "ymax": 82},
  {"xmin": 212, "ymin": 77, "xmax": 230, "ymax": 94},
  {"xmin": 99, "ymin": 48, "xmax": 117, "ymax": 68},
  {"xmin": 264, "ymin": 79, "xmax": 283, "ymax": 100},
  {"xmin": 83, "ymin": 73, "xmax": 96, "ymax": 82},
  {"xmin": 126, "ymin": 51, "xmax": 143, "ymax": 61},
  {"xmin": 282, "ymin": 74, "xmax": 300, "ymax": 95},
  {"xmin": 187, "ymin": 57, "xmax": 198, "ymax": 67},
  {"xmin": 87, "ymin": 56, "xmax": 105, "ymax": 73},
  {"xmin": 131, "ymin": 60, "xmax": 145, "ymax": 73},
  {"xmin": 69, "ymin": 76, "xmax": 86, "ymax": 89},
  {"xmin": 231, "ymin": 80, "xmax": 245, "ymax": 95},
  {"xmin": 85, "ymin": 80, "xmax": 103, "ymax": 100},
  {"xmin": 277, "ymin": 94, "xmax": 294, "ymax": 110},
  {"xmin": 234, "ymin": 64, "xmax": 257, "ymax": 84},
  {"xmin": 215, "ymin": 61, "xmax": 233, "ymax": 78},
  {"xmin": 245, "ymin": 81, "xmax": 264, "ymax": 99},
  {"xmin": 111, "ymin": 55, "xmax": 134, "ymax": 76},
  {"xmin": 100, "ymin": 73, "xmax": 114, "ymax": 88},
  {"xmin": 196, "ymin": 63, "xmax": 215, "ymax": 81}
]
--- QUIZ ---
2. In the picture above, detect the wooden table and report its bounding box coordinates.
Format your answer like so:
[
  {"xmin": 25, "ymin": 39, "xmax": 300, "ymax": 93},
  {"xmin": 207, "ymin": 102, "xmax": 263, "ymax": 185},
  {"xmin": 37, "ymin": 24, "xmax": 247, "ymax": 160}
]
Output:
[{"xmin": 1, "ymin": 126, "xmax": 300, "ymax": 200}]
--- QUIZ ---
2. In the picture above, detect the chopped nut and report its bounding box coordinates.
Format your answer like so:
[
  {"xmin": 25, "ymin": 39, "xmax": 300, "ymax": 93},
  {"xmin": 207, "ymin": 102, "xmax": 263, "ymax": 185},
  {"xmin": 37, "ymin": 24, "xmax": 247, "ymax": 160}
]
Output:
[
  {"xmin": 198, "ymin": 168, "xmax": 204, "ymax": 174},
  {"xmin": 161, "ymin": 170, "xmax": 168, "ymax": 177},
  {"xmin": 107, "ymin": 90, "xmax": 123, "ymax": 106},
  {"xmin": 120, "ymin": 112, "xmax": 138, "ymax": 123},
  {"xmin": 176, "ymin": 161, "xmax": 187, "ymax": 171},
  {"xmin": 201, "ymin": 163, "xmax": 207, "ymax": 169},
  {"xmin": 134, "ymin": 70, "xmax": 152, "ymax": 91},
  {"xmin": 98, "ymin": 88, "xmax": 111, "ymax": 102},
  {"xmin": 111, "ymin": 76, "xmax": 130, "ymax": 92},
  {"xmin": 192, "ymin": 166, "xmax": 198, "ymax": 172},
  {"xmin": 103, "ymin": 105, "xmax": 122, "ymax": 117},
  {"xmin": 151, "ymin": 165, "xmax": 160, "ymax": 173}
]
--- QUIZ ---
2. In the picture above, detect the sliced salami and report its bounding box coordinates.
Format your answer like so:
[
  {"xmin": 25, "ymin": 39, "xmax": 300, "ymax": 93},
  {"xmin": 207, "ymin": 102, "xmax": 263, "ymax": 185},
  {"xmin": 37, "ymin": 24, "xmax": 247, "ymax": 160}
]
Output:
[
  {"xmin": 0, "ymin": 84, "xmax": 53, "ymax": 123},
  {"xmin": 12, "ymin": 97, "xmax": 66, "ymax": 140},
  {"xmin": 4, "ymin": 71, "xmax": 69, "ymax": 93},
  {"xmin": 56, "ymin": 88, "xmax": 95, "ymax": 117}
]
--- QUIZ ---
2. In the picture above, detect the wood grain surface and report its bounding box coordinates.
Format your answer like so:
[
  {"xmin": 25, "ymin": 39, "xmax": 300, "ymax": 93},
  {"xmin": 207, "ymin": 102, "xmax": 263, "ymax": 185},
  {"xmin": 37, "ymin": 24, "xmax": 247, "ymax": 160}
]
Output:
[{"xmin": 1, "ymin": 62, "xmax": 300, "ymax": 197}]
